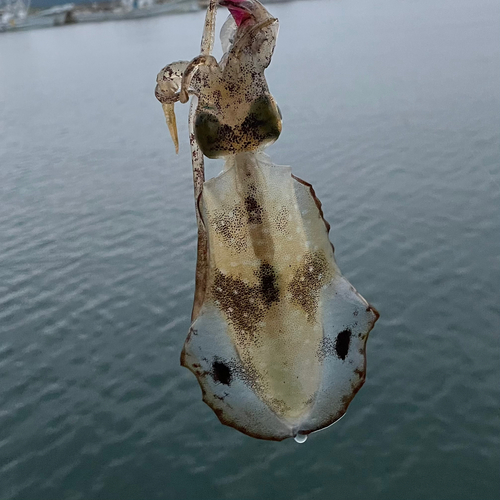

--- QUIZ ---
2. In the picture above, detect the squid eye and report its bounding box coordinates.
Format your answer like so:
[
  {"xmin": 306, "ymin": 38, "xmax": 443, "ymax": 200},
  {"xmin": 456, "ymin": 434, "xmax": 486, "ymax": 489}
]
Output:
[
  {"xmin": 243, "ymin": 96, "xmax": 282, "ymax": 144},
  {"xmin": 194, "ymin": 112, "xmax": 222, "ymax": 158}
]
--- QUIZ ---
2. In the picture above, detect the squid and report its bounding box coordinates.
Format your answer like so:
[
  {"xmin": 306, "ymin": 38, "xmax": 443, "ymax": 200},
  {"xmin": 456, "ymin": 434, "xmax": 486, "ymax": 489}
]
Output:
[{"xmin": 155, "ymin": 0, "xmax": 379, "ymax": 442}]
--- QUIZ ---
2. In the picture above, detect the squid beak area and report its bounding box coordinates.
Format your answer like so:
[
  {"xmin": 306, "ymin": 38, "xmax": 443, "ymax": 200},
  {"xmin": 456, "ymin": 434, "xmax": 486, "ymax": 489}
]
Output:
[
  {"xmin": 162, "ymin": 103, "xmax": 179, "ymax": 154},
  {"xmin": 219, "ymin": 0, "xmax": 253, "ymax": 26}
]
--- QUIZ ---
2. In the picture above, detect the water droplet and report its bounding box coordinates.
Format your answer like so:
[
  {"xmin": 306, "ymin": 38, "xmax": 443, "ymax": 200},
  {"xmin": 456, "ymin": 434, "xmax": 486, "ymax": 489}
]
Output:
[{"xmin": 294, "ymin": 433, "xmax": 307, "ymax": 444}]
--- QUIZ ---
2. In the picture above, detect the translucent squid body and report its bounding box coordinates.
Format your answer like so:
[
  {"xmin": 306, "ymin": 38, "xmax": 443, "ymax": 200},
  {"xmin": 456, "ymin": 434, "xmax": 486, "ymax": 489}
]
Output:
[{"xmin": 155, "ymin": 0, "xmax": 379, "ymax": 442}]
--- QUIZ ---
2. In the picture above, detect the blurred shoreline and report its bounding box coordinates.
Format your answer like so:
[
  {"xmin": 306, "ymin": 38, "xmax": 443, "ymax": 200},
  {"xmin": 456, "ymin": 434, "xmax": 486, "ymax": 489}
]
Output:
[{"xmin": 0, "ymin": 0, "xmax": 298, "ymax": 32}]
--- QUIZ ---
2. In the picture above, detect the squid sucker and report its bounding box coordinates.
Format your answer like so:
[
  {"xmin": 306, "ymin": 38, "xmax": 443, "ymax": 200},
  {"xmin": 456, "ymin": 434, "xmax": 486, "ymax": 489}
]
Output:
[{"xmin": 155, "ymin": 0, "xmax": 379, "ymax": 442}]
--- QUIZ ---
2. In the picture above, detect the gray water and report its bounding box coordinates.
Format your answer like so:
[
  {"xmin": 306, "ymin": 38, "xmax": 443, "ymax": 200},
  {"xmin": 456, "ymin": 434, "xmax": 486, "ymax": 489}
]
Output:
[{"xmin": 1, "ymin": 0, "xmax": 499, "ymax": 498}]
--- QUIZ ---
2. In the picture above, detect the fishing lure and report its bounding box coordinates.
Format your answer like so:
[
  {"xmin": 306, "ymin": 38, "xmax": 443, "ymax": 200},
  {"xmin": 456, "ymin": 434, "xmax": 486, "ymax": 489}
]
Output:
[{"xmin": 155, "ymin": 0, "xmax": 379, "ymax": 442}]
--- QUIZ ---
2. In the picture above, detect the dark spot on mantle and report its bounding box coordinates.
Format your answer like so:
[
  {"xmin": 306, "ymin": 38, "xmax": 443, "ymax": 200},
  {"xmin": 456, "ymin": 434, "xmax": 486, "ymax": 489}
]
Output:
[
  {"xmin": 208, "ymin": 205, "xmax": 246, "ymax": 252},
  {"xmin": 244, "ymin": 194, "xmax": 263, "ymax": 224},
  {"xmin": 255, "ymin": 262, "xmax": 279, "ymax": 307},
  {"xmin": 335, "ymin": 329, "xmax": 352, "ymax": 360},
  {"xmin": 211, "ymin": 262, "xmax": 280, "ymax": 342},
  {"xmin": 287, "ymin": 251, "xmax": 331, "ymax": 321},
  {"xmin": 317, "ymin": 328, "xmax": 353, "ymax": 362},
  {"xmin": 212, "ymin": 361, "xmax": 232, "ymax": 385}
]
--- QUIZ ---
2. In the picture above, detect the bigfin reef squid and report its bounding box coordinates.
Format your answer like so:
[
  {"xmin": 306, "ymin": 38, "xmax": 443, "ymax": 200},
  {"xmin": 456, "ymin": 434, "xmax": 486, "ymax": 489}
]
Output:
[{"xmin": 155, "ymin": 0, "xmax": 379, "ymax": 442}]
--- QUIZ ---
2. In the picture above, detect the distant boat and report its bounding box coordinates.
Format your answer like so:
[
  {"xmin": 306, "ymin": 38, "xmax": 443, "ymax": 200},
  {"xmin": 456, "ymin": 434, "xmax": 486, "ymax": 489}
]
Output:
[
  {"xmin": 1, "ymin": 0, "xmax": 198, "ymax": 31},
  {"xmin": 72, "ymin": 0, "xmax": 198, "ymax": 24},
  {"xmin": 1, "ymin": 1, "xmax": 75, "ymax": 31}
]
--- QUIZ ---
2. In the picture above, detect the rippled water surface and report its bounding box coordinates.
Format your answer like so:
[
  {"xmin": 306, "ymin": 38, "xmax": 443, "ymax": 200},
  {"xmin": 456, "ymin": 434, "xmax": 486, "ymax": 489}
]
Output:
[{"xmin": 1, "ymin": 0, "xmax": 499, "ymax": 498}]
